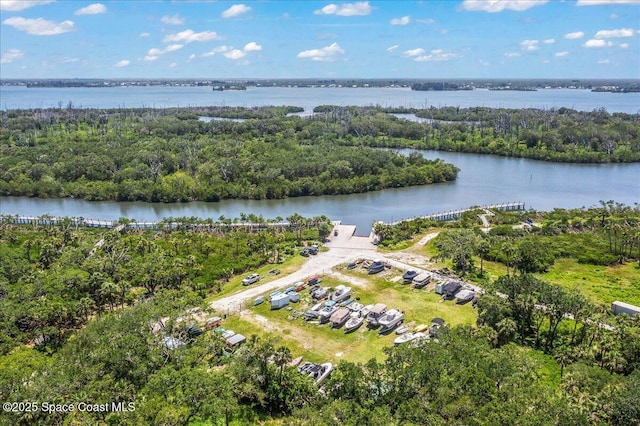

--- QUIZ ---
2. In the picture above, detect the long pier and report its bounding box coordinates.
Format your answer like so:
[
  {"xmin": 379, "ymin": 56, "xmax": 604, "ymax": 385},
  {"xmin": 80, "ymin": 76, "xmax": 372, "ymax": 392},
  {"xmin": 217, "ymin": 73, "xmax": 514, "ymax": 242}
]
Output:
[
  {"xmin": 382, "ymin": 202, "xmax": 525, "ymax": 226},
  {"xmin": 0, "ymin": 215, "xmax": 304, "ymax": 231}
]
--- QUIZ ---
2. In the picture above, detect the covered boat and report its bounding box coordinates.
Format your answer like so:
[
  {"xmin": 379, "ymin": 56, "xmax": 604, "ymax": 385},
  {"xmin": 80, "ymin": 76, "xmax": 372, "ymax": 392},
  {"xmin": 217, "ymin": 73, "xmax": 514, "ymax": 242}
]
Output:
[
  {"xmin": 402, "ymin": 270, "xmax": 418, "ymax": 283},
  {"xmin": 329, "ymin": 307, "xmax": 351, "ymax": 328},
  {"xmin": 455, "ymin": 289, "xmax": 475, "ymax": 304},
  {"xmin": 366, "ymin": 303, "xmax": 387, "ymax": 327}
]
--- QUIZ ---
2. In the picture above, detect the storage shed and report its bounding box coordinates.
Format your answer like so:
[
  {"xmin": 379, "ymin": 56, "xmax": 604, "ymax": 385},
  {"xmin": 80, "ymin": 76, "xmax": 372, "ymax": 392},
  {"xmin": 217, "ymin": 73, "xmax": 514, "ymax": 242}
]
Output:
[{"xmin": 271, "ymin": 293, "xmax": 290, "ymax": 310}]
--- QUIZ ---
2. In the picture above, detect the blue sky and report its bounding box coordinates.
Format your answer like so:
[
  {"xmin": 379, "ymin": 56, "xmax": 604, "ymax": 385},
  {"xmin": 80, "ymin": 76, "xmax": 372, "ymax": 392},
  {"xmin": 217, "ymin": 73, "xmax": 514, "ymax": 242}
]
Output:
[{"xmin": 1, "ymin": 0, "xmax": 639, "ymax": 79}]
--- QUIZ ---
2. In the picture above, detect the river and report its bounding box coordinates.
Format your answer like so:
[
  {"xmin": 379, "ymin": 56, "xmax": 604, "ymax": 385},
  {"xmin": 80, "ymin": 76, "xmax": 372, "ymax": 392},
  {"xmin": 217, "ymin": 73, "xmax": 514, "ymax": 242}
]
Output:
[
  {"xmin": 1, "ymin": 151, "xmax": 637, "ymax": 235},
  {"xmin": 1, "ymin": 86, "xmax": 638, "ymax": 234},
  {"xmin": 2, "ymin": 85, "xmax": 639, "ymax": 114}
]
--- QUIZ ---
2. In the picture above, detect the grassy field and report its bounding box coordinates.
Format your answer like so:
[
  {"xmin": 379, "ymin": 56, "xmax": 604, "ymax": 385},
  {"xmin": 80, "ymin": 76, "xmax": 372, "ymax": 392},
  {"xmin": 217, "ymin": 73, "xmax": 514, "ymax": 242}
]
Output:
[
  {"xmin": 208, "ymin": 254, "xmax": 309, "ymax": 300},
  {"xmin": 219, "ymin": 264, "xmax": 477, "ymax": 364},
  {"xmin": 539, "ymin": 258, "xmax": 640, "ymax": 307}
]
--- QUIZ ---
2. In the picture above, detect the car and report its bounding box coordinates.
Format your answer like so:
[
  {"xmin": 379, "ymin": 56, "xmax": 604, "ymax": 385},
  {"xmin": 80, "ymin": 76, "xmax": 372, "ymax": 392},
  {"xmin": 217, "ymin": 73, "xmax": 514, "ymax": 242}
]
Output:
[{"xmin": 242, "ymin": 273, "xmax": 260, "ymax": 286}]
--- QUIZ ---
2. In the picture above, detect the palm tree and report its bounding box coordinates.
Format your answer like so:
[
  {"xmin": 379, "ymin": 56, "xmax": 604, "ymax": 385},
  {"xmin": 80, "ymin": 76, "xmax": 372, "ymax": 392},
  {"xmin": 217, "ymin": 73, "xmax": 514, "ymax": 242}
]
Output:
[{"xmin": 273, "ymin": 346, "xmax": 292, "ymax": 384}]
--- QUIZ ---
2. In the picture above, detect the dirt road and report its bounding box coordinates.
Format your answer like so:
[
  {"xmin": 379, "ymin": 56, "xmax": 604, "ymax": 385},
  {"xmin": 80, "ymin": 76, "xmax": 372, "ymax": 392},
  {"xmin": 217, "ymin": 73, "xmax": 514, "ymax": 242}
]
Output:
[{"xmin": 210, "ymin": 223, "xmax": 381, "ymax": 314}]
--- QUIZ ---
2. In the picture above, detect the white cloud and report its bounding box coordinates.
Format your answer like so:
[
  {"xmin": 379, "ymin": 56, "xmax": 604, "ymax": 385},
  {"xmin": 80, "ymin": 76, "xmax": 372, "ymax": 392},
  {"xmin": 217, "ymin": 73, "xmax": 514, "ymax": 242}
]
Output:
[
  {"xmin": 543, "ymin": 38, "xmax": 555, "ymax": 44},
  {"xmin": 224, "ymin": 49, "xmax": 246, "ymax": 60},
  {"xmin": 297, "ymin": 42, "xmax": 345, "ymax": 62},
  {"xmin": 583, "ymin": 39, "xmax": 610, "ymax": 47},
  {"xmin": 504, "ymin": 52, "xmax": 521, "ymax": 57},
  {"xmin": 386, "ymin": 44, "xmax": 399, "ymax": 52},
  {"xmin": 577, "ymin": 0, "xmax": 640, "ymax": 5},
  {"xmin": 0, "ymin": 1, "xmax": 54, "ymax": 11},
  {"xmin": 2, "ymin": 16, "xmax": 74, "ymax": 35},
  {"xmin": 143, "ymin": 44, "xmax": 183, "ymax": 61},
  {"xmin": 169, "ymin": 62, "xmax": 177, "ymax": 67},
  {"xmin": 414, "ymin": 49, "xmax": 461, "ymax": 62},
  {"xmin": 555, "ymin": 51, "xmax": 569, "ymax": 57},
  {"xmin": 620, "ymin": 42, "xmax": 629, "ymax": 48},
  {"xmin": 244, "ymin": 41, "xmax": 262, "ymax": 52},
  {"xmin": 61, "ymin": 56, "xmax": 78, "ymax": 63},
  {"xmin": 164, "ymin": 44, "xmax": 183, "ymax": 53},
  {"xmin": 314, "ymin": 1, "xmax": 372, "ymax": 16},
  {"xmin": 595, "ymin": 28, "xmax": 634, "ymax": 38},
  {"xmin": 139, "ymin": 32, "xmax": 150, "ymax": 37},
  {"xmin": 403, "ymin": 48, "xmax": 425, "ymax": 57},
  {"xmin": 74, "ymin": 3, "xmax": 106, "ymax": 16},
  {"xmin": 221, "ymin": 4, "xmax": 251, "ymax": 18},
  {"xmin": 461, "ymin": 0, "xmax": 548, "ymax": 12},
  {"xmin": 416, "ymin": 18, "xmax": 435, "ymax": 24},
  {"xmin": 609, "ymin": 13, "xmax": 619, "ymax": 19},
  {"xmin": 188, "ymin": 54, "xmax": 196, "ymax": 61},
  {"xmin": 597, "ymin": 59, "xmax": 610, "ymax": 64},
  {"xmin": 564, "ymin": 31, "xmax": 585, "ymax": 39},
  {"xmin": 0, "ymin": 48, "xmax": 24, "ymax": 63},
  {"xmin": 521, "ymin": 39, "xmax": 540, "ymax": 51},
  {"xmin": 201, "ymin": 45, "xmax": 230, "ymax": 57},
  {"xmin": 115, "ymin": 59, "xmax": 130, "ymax": 67},
  {"xmin": 163, "ymin": 29, "xmax": 222, "ymax": 43},
  {"xmin": 391, "ymin": 16, "xmax": 410, "ymax": 25},
  {"xmin": 161, "ymin": 14, "xmax": 184, "ymax": 25}
]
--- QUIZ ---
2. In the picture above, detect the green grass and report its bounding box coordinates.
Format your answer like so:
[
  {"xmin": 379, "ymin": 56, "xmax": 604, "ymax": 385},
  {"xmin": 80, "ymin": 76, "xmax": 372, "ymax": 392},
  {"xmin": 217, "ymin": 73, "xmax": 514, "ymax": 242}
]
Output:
[
  {"xmin": 207, "ymin": 254, "xmax": 308, "ymax": 301},
  {"xmin": 537, "ymin": 258, "xmax": 640, "ymax": 307},
  {"xmin": 219, "ymin": 265, "xmax": 478, "ymax": 364}
]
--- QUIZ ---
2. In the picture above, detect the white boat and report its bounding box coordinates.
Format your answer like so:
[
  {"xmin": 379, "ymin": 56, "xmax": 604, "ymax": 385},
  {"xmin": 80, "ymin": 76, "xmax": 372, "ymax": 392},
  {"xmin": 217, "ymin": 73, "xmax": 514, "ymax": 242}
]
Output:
[
  {"xmin": 330, "ymin": 285, "xmax": 352, "ymax": 303},
  {"xmin": 394, "ymin": 331, "xmax": 427, "ymax": 345},
  {"xmin": 318, "ymin": 304, "xmax": 339, "ymax": 324},
  {"xmin": 360, "ymin": 304, "xmax": 374, "ymax": 317},
  {"xmin": 395, "ymin": 325, "xmax": 409, "ymax": 335},
  {"xmin": 344, "ymin": 315, "xmax": 364, "ymax": 333},
  {"xmin": 349, "ymin": 302, "xmax": 364, "ymax": 312},
  {"xmin": 377, "ymin": 309, "xmax": 404, "ymax": 333},
  {"xmin": 299, "ymin": 362, "xmax": 333, "ymax": 385}
]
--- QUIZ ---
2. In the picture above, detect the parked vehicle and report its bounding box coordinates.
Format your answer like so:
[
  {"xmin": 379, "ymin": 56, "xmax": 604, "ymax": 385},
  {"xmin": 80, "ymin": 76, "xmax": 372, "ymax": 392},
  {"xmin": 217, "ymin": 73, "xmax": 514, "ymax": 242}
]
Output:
[{"xmin": 242, "ymin": 273, "xmax": 260, "ymax": 286}]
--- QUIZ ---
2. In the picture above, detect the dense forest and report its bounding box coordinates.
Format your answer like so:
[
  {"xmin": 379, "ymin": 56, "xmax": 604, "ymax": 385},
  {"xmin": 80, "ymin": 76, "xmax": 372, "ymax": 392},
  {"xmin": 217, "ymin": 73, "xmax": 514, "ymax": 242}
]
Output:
[
  {"xmin": 0, "ymin": 106, "xmax": 458, "ymax": 202},
  {"xmin": 2, "ymin": 104, "xmax": 638, "ymax": 203},
  {"xmin": 1, "ymin": 206, "xmax": 639, "ymax": 425}
]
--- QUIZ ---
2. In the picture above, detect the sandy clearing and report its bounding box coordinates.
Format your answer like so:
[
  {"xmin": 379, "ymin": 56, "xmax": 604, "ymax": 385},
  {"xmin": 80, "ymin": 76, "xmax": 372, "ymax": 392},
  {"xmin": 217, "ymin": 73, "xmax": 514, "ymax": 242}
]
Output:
[{"xmin": 418, "ymin": 232, "xmax": 440, "ymax": 246}]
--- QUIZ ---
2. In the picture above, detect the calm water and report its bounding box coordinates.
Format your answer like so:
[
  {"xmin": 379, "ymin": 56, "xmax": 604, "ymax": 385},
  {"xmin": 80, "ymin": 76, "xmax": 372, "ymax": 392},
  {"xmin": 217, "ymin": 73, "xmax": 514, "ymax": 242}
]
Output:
[
  {"xmin": 2, "ymin": 85, "xmax": 640, "ymax": 114},
  {"xmin": 2, "ymin": 151, "xmax": 637, "ymax": 235},
  {"xmin": 1, "ymin": 86, "xmax": 638, "ymax": 234}
]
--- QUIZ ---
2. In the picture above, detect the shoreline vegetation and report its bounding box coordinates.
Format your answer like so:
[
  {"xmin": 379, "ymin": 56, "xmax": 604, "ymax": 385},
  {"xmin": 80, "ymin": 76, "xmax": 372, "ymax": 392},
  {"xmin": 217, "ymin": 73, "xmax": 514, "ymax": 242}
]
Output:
[
  {"xmin": 1, "ymin": 204, "xmax": 638, "ymax": 425},
  {"xmin": 1, "ymin": 104, "xmax": 638, "ymax": 203}
]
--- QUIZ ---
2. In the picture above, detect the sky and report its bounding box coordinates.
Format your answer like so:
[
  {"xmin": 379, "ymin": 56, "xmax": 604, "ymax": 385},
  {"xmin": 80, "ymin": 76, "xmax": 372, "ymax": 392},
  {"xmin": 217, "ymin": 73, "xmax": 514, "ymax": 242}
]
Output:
[{"xmin": 1, "ymin": 0, "xmax": 639, "ymax": 79}]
